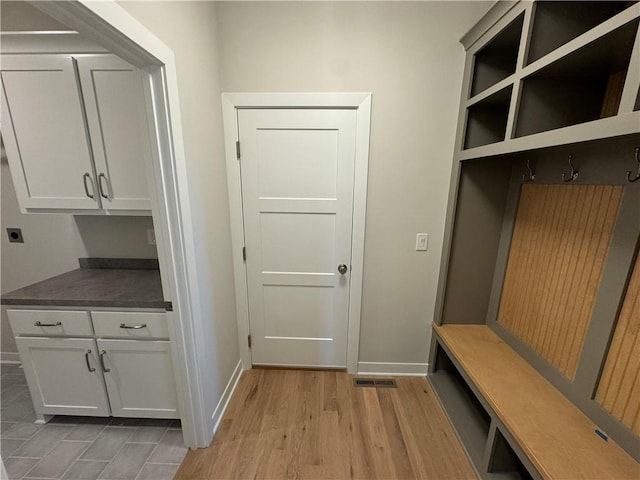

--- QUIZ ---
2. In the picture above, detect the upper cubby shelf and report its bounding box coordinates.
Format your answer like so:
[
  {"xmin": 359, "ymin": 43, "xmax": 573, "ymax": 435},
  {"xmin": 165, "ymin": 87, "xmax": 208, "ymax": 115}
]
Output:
[
  {"xmin": 470, "ymin": 13, "xmax": 524, "ymax": 98},
  {"xmin": 458, "ymin": 0, "xmax": 640, "ymax": 158},
  {"xmin": 515, "ymin": 18, "xmax": 639, "ymax": 137},
  {"xmin": 465, "ymin": 86, "xmax": 512, "ymax": 149},
  {"xmin": 527, "ymin": 1, "xmax": 637, "ymax": 65}
]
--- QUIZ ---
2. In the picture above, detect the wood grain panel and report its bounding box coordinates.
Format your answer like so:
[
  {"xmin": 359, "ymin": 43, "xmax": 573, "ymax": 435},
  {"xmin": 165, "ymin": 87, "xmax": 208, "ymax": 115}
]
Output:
[
  {"xmin": 498, "ymin": 184, "xmax": 623, "ymax": 379},
  {"xmin": 174, "ymin": 370, "xmax": 476, "ymax": 480},
  {"xmin": 596, "ymin": 255, "xmax": 640, "ymax": 435}
]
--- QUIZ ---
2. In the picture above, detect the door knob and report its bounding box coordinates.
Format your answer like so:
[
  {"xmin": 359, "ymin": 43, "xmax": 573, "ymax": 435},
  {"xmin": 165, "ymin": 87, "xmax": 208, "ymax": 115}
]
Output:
[{"xmin": 338, "ymin": 264, "xmax": 348, "ymax": 275}]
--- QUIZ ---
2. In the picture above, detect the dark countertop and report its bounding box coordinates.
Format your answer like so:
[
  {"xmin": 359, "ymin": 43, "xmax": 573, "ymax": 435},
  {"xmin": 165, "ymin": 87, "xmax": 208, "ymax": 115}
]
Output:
[{"xmin": 1, "ymin": 260, "xmax": 166, "ymax": 309}]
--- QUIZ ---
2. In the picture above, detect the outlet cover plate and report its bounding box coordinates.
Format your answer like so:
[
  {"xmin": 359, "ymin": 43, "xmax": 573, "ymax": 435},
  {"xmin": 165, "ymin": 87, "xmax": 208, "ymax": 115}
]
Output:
[{"xmin": 7, "ymin": 228, "xmax": 24, "ymax": 243}]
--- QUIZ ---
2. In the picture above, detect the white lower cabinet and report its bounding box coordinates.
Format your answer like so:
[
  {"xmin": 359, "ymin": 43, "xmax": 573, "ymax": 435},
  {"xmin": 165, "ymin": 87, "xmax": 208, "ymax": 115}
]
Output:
[
  {"xmin": 8, "ymin": 309, "xmax": 179, "ymax": 420},
  {"xmin": 16, "ymin": 337, "xmax": 111, "ymax": 417},
  {"xmin": 98, "ymin": 339, "xmax": 179, "ymax": 419}
]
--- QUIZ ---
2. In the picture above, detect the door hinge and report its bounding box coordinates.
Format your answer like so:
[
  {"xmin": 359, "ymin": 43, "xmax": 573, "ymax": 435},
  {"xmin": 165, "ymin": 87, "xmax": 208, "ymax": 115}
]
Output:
[
  {"xmin": 236, "ymin": 140, "xmax": 241, "ymax": 160},
  {"xmin": 248, "ymin": 334, "xmax": 252, "ymax": 348},
  {"xmin": 242, "ymin": 246, "xmax": 246, "ymax": 262}
]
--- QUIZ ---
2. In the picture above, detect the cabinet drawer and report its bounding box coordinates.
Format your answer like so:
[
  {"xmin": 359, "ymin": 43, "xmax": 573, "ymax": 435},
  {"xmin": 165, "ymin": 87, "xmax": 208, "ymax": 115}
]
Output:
[
  {"xmin": 91, "ymin": 311, "xmax": 169, "ymax": 339},
  {"xmin": 8, "ymin": 310, "xmax": 93, "ymax": 336}
]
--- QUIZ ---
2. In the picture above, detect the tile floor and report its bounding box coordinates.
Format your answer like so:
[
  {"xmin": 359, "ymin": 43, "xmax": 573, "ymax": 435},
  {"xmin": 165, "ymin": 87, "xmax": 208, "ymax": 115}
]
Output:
[{"xmin": 1, "ymin": 363, "xmax": 187, "ymax": 480}]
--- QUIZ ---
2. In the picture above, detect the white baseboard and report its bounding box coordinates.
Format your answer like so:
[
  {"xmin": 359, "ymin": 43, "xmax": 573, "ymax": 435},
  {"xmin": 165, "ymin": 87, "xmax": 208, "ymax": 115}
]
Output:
[
  {"xmin": 357, "ymin": 361, "xmax": 429, "ymax": 376},
  {"xmin": 210, "ymin": 359, "xmax": 243, "ymax": 436},
  {"xmin": 1, "ymin": 352, "xmax": 20, "ymax": 364}
]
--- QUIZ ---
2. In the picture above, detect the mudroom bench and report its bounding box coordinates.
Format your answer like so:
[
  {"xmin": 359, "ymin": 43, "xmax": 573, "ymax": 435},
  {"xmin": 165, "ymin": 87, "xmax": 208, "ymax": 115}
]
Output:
[{"xmin": 429, "ymin": 324, "xmax": 639, "ymax": 480}]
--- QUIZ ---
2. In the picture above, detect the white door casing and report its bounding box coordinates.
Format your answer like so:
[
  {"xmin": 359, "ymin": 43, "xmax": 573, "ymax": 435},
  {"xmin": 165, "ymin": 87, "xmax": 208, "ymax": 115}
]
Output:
[
  {"xmin": 239, "ymin": 108, "xmax": 357, "ymax": 368},
  {"xmin": 223, "ymin": 93, "xmax": 372, "ymax": 373}
]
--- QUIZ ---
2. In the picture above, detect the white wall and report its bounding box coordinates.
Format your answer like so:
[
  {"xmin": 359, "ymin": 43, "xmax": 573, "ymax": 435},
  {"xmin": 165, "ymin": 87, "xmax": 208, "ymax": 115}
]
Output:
[
  {"xmin": 118, "ymin": 0, "xmax": 240, "ymax": 437},
  {"xmin": 216, "ymin": 1, "xmax": 491, "ymax": 369},
  {"xmin": 74, "ymin": 216, "xmax": 157, "ymax": 259}
]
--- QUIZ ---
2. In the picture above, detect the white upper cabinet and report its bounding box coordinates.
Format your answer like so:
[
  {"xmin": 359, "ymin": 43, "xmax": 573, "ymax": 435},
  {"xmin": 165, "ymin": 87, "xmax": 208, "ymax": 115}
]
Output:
[
  {"xmin": 0, "ymin": 54, "xmax": 151, "ymax": 214},
  {"xmin": 0, "ymin": 55, "xmax": 98, "ymax": 210},
  {"xmin": 77, "ymin": 56, "xmax": 151, "ymax": 211}
]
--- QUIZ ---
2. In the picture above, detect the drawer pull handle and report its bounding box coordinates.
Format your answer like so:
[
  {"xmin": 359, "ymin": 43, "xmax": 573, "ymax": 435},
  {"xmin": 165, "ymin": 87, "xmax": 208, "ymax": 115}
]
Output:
[
  {"xmin": 34, "ymin": 321, "xmax": 62, "ymax": 327},
  {"xmin": 120, "ymin": 323, "xmax": 147, "ymax": 329},
  {"xmin": 99, "ymin": 350, "xmax": 110, "ymax": 373},
  {"xmin": 85, "ymin": 350, "xmax": 96, "ymax": 372}
]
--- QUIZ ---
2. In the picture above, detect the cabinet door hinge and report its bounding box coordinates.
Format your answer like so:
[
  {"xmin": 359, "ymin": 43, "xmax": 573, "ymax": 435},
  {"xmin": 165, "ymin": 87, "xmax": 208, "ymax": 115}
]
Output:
[
  {"xmin": 236, "ymin": 140, "xmax": 241, "ymax": 160},
  {"xmin": 242, "ymin": 246, "xmax": 246, "ymax": 262},
  {"xmin": 248, "ymin": 334, "xmax": 252, "ymax": 348}
]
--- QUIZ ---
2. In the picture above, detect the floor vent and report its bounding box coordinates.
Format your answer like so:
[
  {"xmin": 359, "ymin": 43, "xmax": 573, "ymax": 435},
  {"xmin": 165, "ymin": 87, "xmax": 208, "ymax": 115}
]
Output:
[{"xmin": 353, "ymin": 378, "xmax": 397, "ymax": 388}]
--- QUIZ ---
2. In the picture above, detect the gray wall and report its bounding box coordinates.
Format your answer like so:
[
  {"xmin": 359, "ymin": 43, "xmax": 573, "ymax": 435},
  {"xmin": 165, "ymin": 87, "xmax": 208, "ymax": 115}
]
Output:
[
  {"xmin": 216, "ymin": 1, "xmax": 492, "ymax": 367},
  {"xmin": 118, "ymin": 0, "xmax": 240, "ymax": 436}
]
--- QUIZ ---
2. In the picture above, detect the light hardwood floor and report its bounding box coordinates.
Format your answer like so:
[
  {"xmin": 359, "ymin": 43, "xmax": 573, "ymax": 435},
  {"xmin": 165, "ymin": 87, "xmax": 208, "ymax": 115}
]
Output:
[{"xmin": 175, "ymin": 369, "xmax": 476, "ymax": 479}]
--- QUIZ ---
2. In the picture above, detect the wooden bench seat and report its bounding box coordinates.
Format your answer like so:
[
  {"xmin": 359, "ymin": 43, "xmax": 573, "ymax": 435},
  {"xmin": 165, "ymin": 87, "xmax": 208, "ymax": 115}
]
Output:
[{"xmin": 432, "ymin": 324, "xmax": 639, "ymax": 480}]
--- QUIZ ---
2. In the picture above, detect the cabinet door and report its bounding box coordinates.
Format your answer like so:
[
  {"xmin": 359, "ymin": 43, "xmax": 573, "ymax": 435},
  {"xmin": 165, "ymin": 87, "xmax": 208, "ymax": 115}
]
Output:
[
  {"xmin": 0, "ymin": 55, "xmax": 100, "ymax": 210},
  {"xmin": 97, "ymin": 339, "xmax": 179, "ymax": 419},
  {"xmin": 16, "ymin": 337, "xmax": 110, "ymax": 417},
  {"xmin": 76, "ymin": 55, "xmax": 151, "ymax": 212}
]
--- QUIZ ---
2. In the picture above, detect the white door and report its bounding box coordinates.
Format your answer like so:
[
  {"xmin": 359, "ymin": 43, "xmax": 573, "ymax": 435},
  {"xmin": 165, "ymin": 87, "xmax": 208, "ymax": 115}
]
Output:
[
  {"xmin": 76, "ymin": 55, "xmax": 151, "ymax": 211},
  {"xmin": 16, "ymin": 337, "xmax": 110, "ymax": 416},
  {"xmin": 0, "ymin": 55, "xmax": 99, "ymax": 210},
  {"xmin": 97, "ymin": 339, "xmax": 180, "ymax": 419},
  {"xmin": 238, "ymin": 108, "xmax": 357, "ymax": 368}
]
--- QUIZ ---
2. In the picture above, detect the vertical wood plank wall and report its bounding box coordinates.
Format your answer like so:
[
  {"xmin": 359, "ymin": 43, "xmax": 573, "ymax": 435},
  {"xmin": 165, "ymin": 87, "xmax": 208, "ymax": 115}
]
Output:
[
  {"xmin": 497, "ymin": 184, "xmax": 623, "ymax": 380},
  {"xmin": 596, "ymin": 255, "xmax": 640, "ymax": 435}
]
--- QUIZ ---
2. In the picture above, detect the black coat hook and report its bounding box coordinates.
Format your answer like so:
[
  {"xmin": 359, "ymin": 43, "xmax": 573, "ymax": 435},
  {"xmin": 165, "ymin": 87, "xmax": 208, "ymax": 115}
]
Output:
[
  {"xmin": 522, "ymin": 159, "xmax": 535, "ymax": 183},
  {"xmin": 627, "ymin": 148, "xmax": 640, "ymax": 183},
  {"xmin": 561, "ymin": 155, "xmax": 579, "ymax": 182}
]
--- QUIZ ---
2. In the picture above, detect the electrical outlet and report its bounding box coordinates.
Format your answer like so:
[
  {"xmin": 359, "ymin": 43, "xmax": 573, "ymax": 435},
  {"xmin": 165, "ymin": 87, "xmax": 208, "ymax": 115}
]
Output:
[
  {"xmin": 7, "ymin": 228, "xmax": 24, "ymax": 243},
  {"xmin": 146, "ymin": 229, "xmax": 156, "ymax": 246},
  {"xmin": 415, "ymin": 233, "xmax": 429, "ymax": 251}
]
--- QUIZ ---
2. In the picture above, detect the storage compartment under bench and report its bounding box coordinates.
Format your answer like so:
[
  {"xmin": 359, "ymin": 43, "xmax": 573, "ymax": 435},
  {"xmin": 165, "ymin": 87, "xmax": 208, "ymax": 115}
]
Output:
[{"xmin": 429, "ymin": 324, "xmax": 639, "ymax": 480}]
